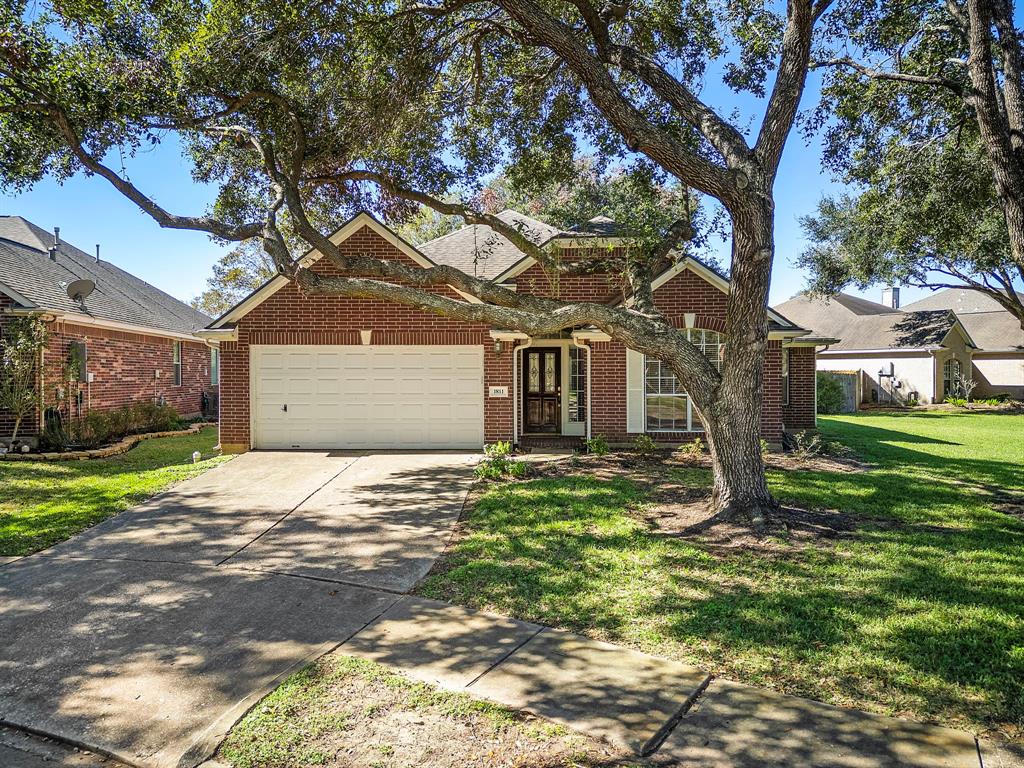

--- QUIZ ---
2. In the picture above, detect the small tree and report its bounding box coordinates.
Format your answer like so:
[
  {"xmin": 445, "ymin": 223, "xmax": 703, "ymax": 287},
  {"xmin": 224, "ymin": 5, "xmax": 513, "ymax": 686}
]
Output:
[
  {"xmin": 816, "ymin": 372, "xmax": 844, "ymax": 414},
  {"xmin": 0, "ymin": 316, "xmax": 48, "ymax": 445}
]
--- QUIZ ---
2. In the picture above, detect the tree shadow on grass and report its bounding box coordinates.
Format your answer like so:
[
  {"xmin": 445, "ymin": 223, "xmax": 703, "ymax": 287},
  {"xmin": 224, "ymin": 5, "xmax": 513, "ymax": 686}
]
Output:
[{"xmin": 422, "ymin": 467, "xmax": 1024, "ymax": 740}]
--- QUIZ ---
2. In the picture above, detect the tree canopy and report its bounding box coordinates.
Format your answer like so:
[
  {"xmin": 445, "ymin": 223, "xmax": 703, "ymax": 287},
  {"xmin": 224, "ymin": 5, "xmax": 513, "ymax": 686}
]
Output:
[
  {"xmin": 806, "ymin": 0, "xmax": 1024, "ymax": 326},
  {"xmin": 0, "ymin": 0, "xmax": 832, "ymax": 521}
]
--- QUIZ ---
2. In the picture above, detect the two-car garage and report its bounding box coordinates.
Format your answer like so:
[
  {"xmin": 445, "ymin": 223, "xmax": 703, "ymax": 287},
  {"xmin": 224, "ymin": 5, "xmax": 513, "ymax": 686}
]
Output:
[{"xmin": 251, "ymin": 345, "xmax": 484, "ymax": 449}]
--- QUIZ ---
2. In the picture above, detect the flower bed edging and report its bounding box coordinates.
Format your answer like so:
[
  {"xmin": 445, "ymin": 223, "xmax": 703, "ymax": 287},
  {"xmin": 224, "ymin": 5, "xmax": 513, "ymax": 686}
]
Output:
[{"xmin": 1, "ymin": 423, "xmax": 215, "ymax": 462}]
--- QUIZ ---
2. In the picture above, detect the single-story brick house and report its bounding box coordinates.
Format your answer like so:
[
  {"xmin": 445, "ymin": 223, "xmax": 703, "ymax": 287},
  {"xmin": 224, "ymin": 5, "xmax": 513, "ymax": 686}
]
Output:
[
  {"xmin": 200, "ymin": 211, "xmax": 827, "ymax": 453},
  {"xmin": 0, "ymin": 216, "xmax": 217, "ymax": 445}
]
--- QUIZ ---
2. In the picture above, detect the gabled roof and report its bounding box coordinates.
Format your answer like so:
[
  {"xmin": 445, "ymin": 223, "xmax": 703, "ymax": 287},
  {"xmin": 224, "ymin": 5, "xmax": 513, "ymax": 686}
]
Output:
[
  {"xmin": 207, "ymin": 211, "xmax": 437, "ymax": 329},
  {"xmin": 207, "ymin": 208, "xmax": 811, "ymax": 338},
  {"xmin": 773, "ymin": 292, "xmax": 973, "ymax": 352},
  {"xmin": 0, "ymin": 216, "xmax": 210, "ymax": 335},
  {"xmin": 902, "ymin": 287, "xmax": 1023, "ymax": 314},
  {"xmin": 957, "ymin": 311, "xmax": 1024, "ymax": 351}
]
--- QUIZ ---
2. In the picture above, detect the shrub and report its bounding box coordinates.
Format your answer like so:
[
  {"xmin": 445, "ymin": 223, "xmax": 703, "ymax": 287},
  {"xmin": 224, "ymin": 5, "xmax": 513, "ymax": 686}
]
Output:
[
  {"xmin": 475, "ymin": 440, "xmax": 527, "ymax": 480},
  {"xmin": 506, "ymin": 460, "xmax": 528, "ymax": 478},
  {"xmin": 54, "ymin": 401, "xmax": 184, "ymax": 451},
  {"xmin": 945, "ymin": 396, "xmax": 968, "ymax": 408},
  {"xmin": 816, "ymin": 372, "xmax": 844, "ymax": 414},
  {"xmin": 585, "ymin": 434, "xmax": 609, "ymax": 456},
  {"xmin": 760, "ymin": 438, "xmax": 771, "ymax": 455},
  {"xmin": 483, "ymin": 440, "xmax": 513, "ymax": 459},
  {"xmin": 632, "ymin": 434, "xmax": 658, "ymax": 457},
  {"xmin": 677, "ymin": 437, "xmax": 705, "ymax": 457}
]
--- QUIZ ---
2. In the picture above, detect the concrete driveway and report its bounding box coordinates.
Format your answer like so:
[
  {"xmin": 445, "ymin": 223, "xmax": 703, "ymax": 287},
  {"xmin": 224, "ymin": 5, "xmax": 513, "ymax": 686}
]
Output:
[{"xmin": 0, "ymin": 451, "xmax": 477, "ymax": 768}]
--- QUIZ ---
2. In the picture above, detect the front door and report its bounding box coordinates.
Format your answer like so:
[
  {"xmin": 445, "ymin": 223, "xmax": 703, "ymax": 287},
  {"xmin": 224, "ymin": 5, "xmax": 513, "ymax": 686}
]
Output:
[{"xmin": 524, "ymin": 348, "xmax": 560, "ymax": 433}]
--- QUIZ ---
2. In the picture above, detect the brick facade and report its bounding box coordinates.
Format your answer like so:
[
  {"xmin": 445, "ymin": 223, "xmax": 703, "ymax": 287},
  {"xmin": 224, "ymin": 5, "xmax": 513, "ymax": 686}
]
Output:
[
  {"xmin": 782, "ymin": 345, "xmax": 817, "ymax": 431},
  {"xmin": 0, "ymin": 305, "xmax": 214, "ymax": 443},
  {"xmin": 217, "ymin": 225, "xmax": 817, "ymax": 450}
]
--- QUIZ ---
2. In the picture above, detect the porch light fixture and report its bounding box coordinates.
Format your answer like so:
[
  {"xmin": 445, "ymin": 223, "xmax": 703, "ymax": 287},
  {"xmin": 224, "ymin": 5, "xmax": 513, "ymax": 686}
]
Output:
[{"xmin": 494, "ymin": 339, "xmax": 504, "ymax": 355}]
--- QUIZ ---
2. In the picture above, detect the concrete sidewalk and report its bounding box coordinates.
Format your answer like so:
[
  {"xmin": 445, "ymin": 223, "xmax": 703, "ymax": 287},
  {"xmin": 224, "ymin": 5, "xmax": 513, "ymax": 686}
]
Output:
[{"xmin": 342, "ymin": 596, "xmax": 997, "ymax": 768}]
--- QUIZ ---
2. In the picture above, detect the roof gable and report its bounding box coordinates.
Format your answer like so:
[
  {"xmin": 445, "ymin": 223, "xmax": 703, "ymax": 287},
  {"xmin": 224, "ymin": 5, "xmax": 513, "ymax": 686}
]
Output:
[{"xmin": 209, "ymin": 212, "xmax": 438, "ymax": 328}]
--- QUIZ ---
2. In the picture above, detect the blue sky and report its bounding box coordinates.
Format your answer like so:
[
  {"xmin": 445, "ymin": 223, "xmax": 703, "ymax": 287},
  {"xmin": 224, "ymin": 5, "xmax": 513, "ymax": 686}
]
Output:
[{"xmin": 0, "ymin": 68, "xmax": 935, "ymax": 310}]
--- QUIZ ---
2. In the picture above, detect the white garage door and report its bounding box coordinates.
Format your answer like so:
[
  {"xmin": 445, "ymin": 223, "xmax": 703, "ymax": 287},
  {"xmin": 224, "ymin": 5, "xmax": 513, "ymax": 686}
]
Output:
[{"xmin": 252, "ymin": 345, "xmax": 484, "ymax": 449}]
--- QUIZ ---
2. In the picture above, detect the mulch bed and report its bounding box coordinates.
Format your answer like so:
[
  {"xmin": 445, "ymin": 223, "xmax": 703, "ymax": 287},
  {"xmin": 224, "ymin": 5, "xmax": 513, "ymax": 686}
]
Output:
[{"xmin": 526, "ymin": 451, "xmax": 869, "ymax": 554}]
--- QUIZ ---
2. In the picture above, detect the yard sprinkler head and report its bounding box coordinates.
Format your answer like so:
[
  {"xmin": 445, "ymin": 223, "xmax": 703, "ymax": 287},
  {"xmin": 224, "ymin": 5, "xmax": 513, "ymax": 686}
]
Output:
[{"xmin": 192, "ymin": 451, "xmax": 201, "ymax": 464}]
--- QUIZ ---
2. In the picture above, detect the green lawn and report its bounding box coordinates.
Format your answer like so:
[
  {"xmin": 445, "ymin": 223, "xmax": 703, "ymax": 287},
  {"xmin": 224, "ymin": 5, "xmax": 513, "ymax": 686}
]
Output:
[
  {"xmin": 0, "ymin": 426, "xmax": 231, "ymax": 556},
  {"xmin": 418, "ymin": 411, "xmax": 1024, "ymax": 741}
]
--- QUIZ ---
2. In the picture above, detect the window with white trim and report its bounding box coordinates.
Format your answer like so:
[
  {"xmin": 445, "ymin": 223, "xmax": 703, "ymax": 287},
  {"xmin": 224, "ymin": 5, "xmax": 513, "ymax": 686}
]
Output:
[
  {"xmin": 173, "ymin": 341, "xmax": 182, "ymax": 386},
  {"xmin": 781, "ymin": 348, "xmax": 790, "ymax": 406},
  {"xmin": 210, "ymin": 348, "xmax": 219, "ymax": 385},
  {"xmin": 943, "ymin": 358, "xmax": 961, "ymax": 397},
  {"xmin": 645, "ymin": 329, "xmax": 724, "ymax": 432},
  {"xmin": 568, "ymin": 346, "xmax": 586, "ymax": 423}
]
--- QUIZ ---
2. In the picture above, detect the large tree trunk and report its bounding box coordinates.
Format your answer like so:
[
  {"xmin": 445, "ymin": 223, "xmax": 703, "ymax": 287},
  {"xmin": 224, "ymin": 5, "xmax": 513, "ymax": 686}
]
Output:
[
  {"xmin": 694, "ymin": 199, "xmax": 778, "ymax": 528},
  {"xmin": 704, "ymin": 407, "xmax": 774, "ymax": 527}
]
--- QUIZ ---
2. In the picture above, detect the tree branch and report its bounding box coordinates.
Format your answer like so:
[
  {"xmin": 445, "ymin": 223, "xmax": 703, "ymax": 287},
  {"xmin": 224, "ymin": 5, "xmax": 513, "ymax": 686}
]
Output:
[
  {"xmin": 810, "ymin": 56, "xmax": 964, "ymax": 93},
  {"xmin": 757, "ymin": 0, "xmax": 821, "ymax": 175}
]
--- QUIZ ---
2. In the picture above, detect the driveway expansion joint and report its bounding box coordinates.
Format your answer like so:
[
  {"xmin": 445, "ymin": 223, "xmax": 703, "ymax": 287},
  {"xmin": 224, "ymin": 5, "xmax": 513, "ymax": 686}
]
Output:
[
  {"xmin": 639, "ymin": 672, "xmax": 714, "ymax": 756},
  {"xmin": 214, "ymin": 456, "xmax": 361, "ymax": 567}
]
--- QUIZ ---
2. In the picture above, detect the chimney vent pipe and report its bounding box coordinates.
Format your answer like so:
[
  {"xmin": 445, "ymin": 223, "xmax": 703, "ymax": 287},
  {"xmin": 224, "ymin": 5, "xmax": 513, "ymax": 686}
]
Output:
[{"xmin": 53, "ymin": 226, "xmax": 60, "ymax": 246}]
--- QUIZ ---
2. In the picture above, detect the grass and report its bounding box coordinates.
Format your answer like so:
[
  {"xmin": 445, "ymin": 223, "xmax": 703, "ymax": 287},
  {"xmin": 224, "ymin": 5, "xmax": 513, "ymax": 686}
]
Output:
[
  {"xmin": 0, "ymin": 426, "xmax": 231, "ymax": 556},
  {"xmin": 418, "ymin": 411, "xmax": 1024, "ymax": 741},
  {"xmin": 219, "ymin": 654, "xmax": 608, "ymax": 768}
]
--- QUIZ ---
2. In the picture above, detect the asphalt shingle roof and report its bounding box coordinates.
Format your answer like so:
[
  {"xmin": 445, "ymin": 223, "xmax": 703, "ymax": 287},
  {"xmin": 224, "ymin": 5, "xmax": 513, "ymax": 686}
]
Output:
[
  {"xmin": 902, "ymin": 287, "xmax": 1023, "ymax": 314},
  {"xmin": 418, "ymin": 209, "xmax": 559, "ymax": 280},
  {"xmin": 0, "ymin": 216, "xmax": 210, "ymax": 335},
  {"xmin": 773, "ymin": 293, "xmax": 960, "ymax": 351},
  {"xmin": 957, "ymin": 311, "xmax": 1024, "ymax": 351}
]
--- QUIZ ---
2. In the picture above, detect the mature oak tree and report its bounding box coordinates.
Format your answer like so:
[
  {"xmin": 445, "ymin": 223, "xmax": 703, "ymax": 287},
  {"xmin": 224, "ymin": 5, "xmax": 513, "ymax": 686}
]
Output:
[
  {"xmin": 0, "ymin": 0, "xmax": 833, "ymax": 525},
  {"xmin": 809, "ymin": 0, "xmax": 1024, "ymax": 328}
]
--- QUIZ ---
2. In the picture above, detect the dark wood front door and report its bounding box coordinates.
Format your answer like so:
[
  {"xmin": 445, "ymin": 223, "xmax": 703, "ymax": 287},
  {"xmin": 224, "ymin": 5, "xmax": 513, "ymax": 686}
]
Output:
[{"xmin": 525, "ymin": 348, "xmax": 560, "ymax": 433}]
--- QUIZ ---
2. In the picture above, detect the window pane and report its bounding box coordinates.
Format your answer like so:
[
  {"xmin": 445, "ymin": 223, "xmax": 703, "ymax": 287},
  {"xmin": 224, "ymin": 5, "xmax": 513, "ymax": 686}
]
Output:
[
  {"xmin": 543, "ymin": 352, "xmax": 556, "ymax": 393},
  {"xmin": 528, "ymin": 355, "xmax": 540, "ymax": 392},
  {"xmin": 646, "ymin": 394, "xmax": 688, "ymax": 431}
]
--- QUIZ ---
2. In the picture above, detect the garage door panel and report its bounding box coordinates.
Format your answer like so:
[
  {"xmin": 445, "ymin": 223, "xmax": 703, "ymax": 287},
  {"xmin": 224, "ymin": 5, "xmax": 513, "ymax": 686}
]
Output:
[{"xmin": 253, "ymin": 345, "xmax": 484, "ymax": 449}]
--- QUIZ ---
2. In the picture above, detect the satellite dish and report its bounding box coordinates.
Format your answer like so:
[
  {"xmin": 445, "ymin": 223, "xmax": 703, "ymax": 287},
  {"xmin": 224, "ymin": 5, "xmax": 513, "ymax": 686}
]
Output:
[{"xmin": 66, "ymin": 279, "xmax": 95, "ymax": 308}]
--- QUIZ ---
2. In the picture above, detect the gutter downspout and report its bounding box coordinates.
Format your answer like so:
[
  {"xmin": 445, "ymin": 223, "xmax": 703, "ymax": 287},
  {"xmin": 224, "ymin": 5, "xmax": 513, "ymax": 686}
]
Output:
[
  {"xmin": 512, "ymin": 338, "xmax": 534, "ymax": 448},
  {"xmin": 572, "ymin": 336, "xmax": 592, "ymax": 441},
  {"xmin": 201, "ymin": 339, "xmax": 222, "ymax": 449}
]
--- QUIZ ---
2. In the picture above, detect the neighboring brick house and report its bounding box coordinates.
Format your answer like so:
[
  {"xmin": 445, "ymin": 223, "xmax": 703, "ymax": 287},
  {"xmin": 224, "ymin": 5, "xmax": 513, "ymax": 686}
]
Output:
[
  {"xmin": 201, "ymin": 211, "xmax": 827, "ymax": 453},
  {"xmin": 0, "ymin": 216, "xmax": 218, "ymax": 445}
]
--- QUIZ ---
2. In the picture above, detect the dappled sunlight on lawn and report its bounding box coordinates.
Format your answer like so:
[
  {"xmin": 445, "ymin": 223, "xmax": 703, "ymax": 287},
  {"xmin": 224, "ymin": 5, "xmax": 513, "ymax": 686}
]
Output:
[
  {"xmin": 418, "ymin": 412, "xmax": 1024, "ymax": 740},
  {"xmin": 0, "ymin": 427, "xmax": 230, "ymax": 556}
]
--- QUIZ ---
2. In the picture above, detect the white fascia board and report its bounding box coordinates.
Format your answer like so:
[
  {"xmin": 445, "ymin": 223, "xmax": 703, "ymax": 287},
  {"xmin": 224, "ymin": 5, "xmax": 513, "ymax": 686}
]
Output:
[
  {"xmin": 818, "ymin": 346, "xmax": 939, "ymax": 356},
  {"xmin": 195, "ymin": 327, "xmax": 237, "ymax": 342},
  {"xmin": 210, "ymin": 211, "xmax": 441, "ymax": 328},
  {"xmin": 769, "ymin": 329, "xmax": 811, "ymax": 340},
  {"xmin": 571, "ymin": 328, "xmax": 612, "ymax": 341},
  {"xmin": 491, "ymin": 256, "xmax": 538, "ymax": 284},
  {"xmin": 489, "ymin": 329, "xmax": 530, "ymax": 341},
  {"xmin": 41, "ymin": 311, "xmax": 208, "ymax": 342}
]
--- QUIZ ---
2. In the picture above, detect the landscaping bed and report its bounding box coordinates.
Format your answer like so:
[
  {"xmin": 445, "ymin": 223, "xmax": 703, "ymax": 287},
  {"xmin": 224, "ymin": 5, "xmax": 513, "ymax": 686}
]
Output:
[
  {"xmin": 0, "ymin": 425, "xmax": 230, "ymax": 556},
  {"xmin": 217, "ymin": 654, "xmax": 629, "ymax": 768},
  {"xmin": 419, "ymin": 411, "xmax": 1024, "ymax": 743}
]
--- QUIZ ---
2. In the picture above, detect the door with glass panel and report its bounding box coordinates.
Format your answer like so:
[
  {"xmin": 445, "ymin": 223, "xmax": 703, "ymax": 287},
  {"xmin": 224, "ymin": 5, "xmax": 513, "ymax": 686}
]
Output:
[{"xmin": 524, "ymin": 348, "xmax": 561, "ymax": 433}]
